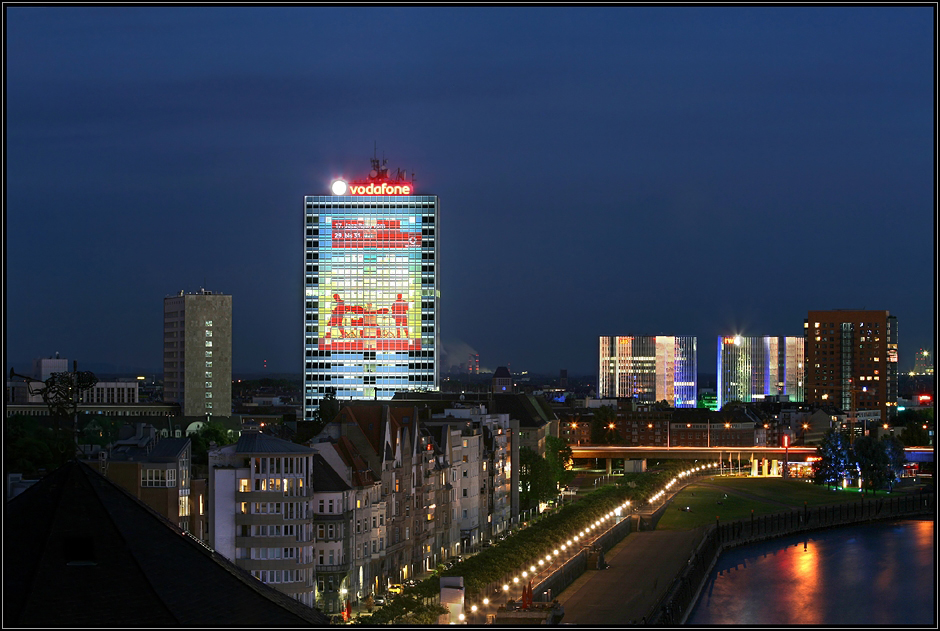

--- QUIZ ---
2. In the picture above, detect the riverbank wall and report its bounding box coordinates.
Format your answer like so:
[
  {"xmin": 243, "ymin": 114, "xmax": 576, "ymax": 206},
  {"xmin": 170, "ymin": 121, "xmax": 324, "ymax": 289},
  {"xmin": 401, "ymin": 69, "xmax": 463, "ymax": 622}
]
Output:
[{"xmin": 646, "ymin": 490, "xmax": 936, "ymax": 625}]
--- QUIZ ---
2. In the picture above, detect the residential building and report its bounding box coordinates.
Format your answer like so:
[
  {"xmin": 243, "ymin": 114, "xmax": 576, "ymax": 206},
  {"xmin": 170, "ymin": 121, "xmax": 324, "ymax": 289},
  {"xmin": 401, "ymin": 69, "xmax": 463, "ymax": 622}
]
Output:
[
  {"xmin": 598, "ymin": 336, "xmax": 697, "ymax": 407},
  {"xmin": 804, "ymin": 309, "xmax": 898, "ymax": 421},
  {"xmin": 164, "ymin": 288, "xmax": 233, "ymax": 418},
  {"xmin": 312, "ymin": 435, "xmax": 381, "ymax": 605},
  {"xmin": 303, "ymin": 157, "xmax": 440, "ymax": 419},
  {"xmin": 80, "ymin": 422, "xmax": 206, "ymax": 538},
  {"xmin": 208, "ymin": 429, "xmax": 317, "ymax": 607},
  {"xmin": 309, "ymin": 453, "xmax": 353, "ymax": 615},
  {"xmin": 716, "ymin": 335, "xmax": 804, "ymax": 408}
]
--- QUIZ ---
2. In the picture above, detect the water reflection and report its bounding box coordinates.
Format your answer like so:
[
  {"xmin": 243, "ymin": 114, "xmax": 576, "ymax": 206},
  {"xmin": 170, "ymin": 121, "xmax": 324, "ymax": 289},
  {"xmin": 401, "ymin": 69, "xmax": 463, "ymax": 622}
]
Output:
[{"xmin": 689, "ymin": 519, "xmax": 934, "ymax": 625}]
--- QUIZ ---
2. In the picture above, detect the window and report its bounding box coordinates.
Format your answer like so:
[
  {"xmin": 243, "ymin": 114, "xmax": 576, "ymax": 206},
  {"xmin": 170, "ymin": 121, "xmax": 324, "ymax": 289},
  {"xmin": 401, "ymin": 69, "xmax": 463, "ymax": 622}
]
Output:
[
  {"xmin": 205, "ymin": 351, "xmax": 212, "ymax": 357},
  {"xmin": 206, "ymin": 361, "xmax": 212, "ymax": 368},
  {"xmin": 463, "ymin": 488, "xmax": 467, "ymax": 497},
  {"xmin": 205, "ymin": 371, "xmax": 212, "ymax": 378},
  {"xmin": 319, "ymin": 500, "xmax": 325, "ymax": 513},
  {"xmin": 317, "ymin": 524, "xmax": 325, "ymax": 540},
  {"xmin": 205, "ymin": 340, "xmax": 213, "ymax": 347},
  {"xmin": 205, "ymin": 330, "xmax": 213, "ymax": 337},
  {"xmin": 205, "ymin": 320, "xmax": 213, "ymax": 327},
  {"xmin": 328, "ymin": 499, "xmax": 334, "ymax": 513},
  {"xmin": 462, "ymin": 509, "xmax": 468, "ymax": 519},
  {"xmin": 205, "ymin": 392, "xmax": 212, "ymax": 398},
  {"xmin": 206, "ymin": 381, "xmax": 212, "ymax": 388}
]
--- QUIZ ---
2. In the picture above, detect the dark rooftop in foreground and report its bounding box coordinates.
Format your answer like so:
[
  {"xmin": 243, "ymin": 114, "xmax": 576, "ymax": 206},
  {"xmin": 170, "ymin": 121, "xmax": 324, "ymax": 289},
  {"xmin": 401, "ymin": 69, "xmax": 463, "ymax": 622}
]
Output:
[{"xmin": 4, "ymin": 460, "xmax": 328, "ymax": 627}]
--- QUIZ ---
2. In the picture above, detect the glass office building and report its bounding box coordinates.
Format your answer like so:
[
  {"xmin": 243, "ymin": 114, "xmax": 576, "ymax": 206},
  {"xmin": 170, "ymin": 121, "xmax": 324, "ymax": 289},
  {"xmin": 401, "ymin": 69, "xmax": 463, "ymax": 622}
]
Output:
[
  {"xmin": 598, "ymin": 336, "xmax": 697, "ymax": 407},
  {"xmin": 303, "ymin": 163, "xmax": 439, "ymax": 420},
  {"xmin": 716, "ymin": 335, "xmax": 804, "ymax": 408}
]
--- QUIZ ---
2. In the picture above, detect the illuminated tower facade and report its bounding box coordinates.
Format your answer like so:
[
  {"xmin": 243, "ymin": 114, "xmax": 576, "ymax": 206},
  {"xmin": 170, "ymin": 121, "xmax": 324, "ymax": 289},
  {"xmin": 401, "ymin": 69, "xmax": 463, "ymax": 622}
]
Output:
[
  {"xmin": 598, "ymin": 336, "xmax": 697, "ymax": 407},
  {"xmin": 303, "ymin": 158, "xmax": 439, "ymax": 420},
  {"xmin": 716, "ymin": 335, "xmax": 804, "ymax": 408},
  {"xmin": 804, "ymin": 309, "xmax": 898, "ymax": 420}
]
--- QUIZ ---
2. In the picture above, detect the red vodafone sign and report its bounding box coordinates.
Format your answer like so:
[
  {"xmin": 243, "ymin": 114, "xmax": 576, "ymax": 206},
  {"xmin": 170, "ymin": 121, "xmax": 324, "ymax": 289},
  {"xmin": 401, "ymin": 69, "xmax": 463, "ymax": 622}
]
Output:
[{"xmin": 331, "ymin": 179, "xmax": 413, "ymax": 196}]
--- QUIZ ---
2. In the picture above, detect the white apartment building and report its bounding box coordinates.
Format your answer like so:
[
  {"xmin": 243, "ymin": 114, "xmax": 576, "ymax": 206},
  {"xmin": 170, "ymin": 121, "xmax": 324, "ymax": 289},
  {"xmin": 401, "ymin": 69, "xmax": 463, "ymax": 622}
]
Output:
[{"xmin": 208, "ymin": 430, "xmax": 317, "ymax": 607}]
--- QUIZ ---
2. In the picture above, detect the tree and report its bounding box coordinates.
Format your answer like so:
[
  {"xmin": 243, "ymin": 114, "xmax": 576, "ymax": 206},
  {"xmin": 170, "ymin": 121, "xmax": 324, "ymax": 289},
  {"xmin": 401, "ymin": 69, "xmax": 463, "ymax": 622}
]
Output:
[
  {"xmin": 812, "ymin": 429, "xmax": 850, "ymax": 490},
  {"xmin": 899, "ymin": 421, "xmax": 930, "ymax": 447},
  {"xmin": 852, "ymin": 435, "xmax": 890, "ymax": 494},
  {"xmin": 882, "ymin": 435, "xmax": 906, "ymax": 491},
  {"xmin": 591, "ymin": 406, "xmax": 615, "ymax": 444},
  {"xmin": 518, "ymin": 446, "xmax": 556, "ymax": 510},
  {"xmin": 544, "ymin": 436, "xmax": 574, "ymax": 489},
  {"xmin": 190, "ymin": 420, "xmax": 237, "ymax": 465}
]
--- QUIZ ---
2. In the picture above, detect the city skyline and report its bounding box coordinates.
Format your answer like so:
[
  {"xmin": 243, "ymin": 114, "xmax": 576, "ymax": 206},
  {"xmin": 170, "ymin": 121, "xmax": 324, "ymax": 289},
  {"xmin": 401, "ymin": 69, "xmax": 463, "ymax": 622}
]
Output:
[{"xmin": 6, "ymin": 7, "xmax": 935, "ymax": 378}]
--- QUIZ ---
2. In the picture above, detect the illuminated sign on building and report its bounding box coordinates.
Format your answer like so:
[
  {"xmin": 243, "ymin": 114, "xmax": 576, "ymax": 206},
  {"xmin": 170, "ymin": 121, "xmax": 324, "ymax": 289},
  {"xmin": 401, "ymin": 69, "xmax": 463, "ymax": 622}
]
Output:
[{"xmin": 303, "ymin": 155, "xmax": 438, "ymax": 419}]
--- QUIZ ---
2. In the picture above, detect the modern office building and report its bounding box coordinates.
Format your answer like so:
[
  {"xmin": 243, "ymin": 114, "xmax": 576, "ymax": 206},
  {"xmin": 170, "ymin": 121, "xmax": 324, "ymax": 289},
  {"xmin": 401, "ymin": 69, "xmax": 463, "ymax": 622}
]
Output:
[
  {"xmin": 598, "ymin": 336, "xmax": 697, "ymax": 407},
  {"xmin": 716, "ymin": 336, "xmax": 805, "ymax": 408},
  {"xmin": 163, "ymin": 289, "xmax": 232, "ymax": 418},
  {"xmin": 804, "ymin": 309, "xmax": 898, "ymax": 421},
  {"xmin": 303, "ymin": 157, "xmax": 439, "ymax": 420}
]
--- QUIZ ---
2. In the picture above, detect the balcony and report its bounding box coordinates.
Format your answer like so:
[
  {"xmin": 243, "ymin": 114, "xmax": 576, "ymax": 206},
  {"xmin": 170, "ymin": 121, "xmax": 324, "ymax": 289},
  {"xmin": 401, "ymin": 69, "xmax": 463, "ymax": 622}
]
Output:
[{"xmin": 316, "ymin": 562, "xmax": 350, "ymax": 573}]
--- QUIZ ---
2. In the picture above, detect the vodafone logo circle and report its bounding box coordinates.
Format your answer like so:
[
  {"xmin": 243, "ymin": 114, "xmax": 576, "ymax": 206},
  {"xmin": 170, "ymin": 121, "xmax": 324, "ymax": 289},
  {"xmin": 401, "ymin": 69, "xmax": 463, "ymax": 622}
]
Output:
[{"xmin": 331, "ymin": 180, "xmax": 348, "ymax": 195}]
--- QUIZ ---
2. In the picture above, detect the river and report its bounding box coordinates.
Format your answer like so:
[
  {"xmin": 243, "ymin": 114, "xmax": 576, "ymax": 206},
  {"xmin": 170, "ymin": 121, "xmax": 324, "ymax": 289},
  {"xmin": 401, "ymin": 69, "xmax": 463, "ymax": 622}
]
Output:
[{"xmin": 688, "ymin": 518, "xmax": 935, "ymax": 625}]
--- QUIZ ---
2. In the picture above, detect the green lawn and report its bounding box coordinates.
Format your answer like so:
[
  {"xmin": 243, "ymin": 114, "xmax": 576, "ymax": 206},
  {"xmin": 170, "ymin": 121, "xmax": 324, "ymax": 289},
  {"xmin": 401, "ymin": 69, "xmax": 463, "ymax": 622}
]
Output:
[
  {"xmin": 703, "ymin": 476, "xmax": 895, "ymax": 505},
  {"xmin": 655, "ymin": 485, "xmax": 783, "ymax": 530},
  {"xmin": 655, "ymin": 476, "xmax": 899, "ymax": 530}
]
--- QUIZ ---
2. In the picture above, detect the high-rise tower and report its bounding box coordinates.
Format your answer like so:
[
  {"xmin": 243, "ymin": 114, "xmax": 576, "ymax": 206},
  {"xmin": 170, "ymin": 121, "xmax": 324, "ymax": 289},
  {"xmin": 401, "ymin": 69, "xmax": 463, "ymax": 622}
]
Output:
[
  {"xmin": 716, "ymin": 335, "xmax": 804, "ymax": 408},
  {"xmin": 303, "ymin": 157, "xmax": 439, "ymax": 420},
  {"xmin": 598, "ymin": 336, "xmax": 697, "ymax": 407},
  {"xmin": 163, "ymin": 289, "xmax": 232, "ymax": 418},
  {"xmin": 804, "ymin": 309, "xmax": 898, "ymax": 420}
]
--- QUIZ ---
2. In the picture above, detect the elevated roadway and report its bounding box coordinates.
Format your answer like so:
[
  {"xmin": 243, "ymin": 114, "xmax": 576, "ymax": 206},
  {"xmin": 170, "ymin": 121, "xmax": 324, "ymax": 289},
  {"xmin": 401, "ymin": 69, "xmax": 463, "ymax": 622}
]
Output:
[{"xmin": 570, "ymin": 445, "xmax": 933, "ymax": 473}]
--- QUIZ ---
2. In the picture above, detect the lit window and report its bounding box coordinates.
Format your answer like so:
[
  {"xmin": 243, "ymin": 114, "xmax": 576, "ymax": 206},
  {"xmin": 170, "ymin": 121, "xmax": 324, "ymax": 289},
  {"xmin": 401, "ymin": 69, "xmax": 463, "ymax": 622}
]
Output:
[
  {"xmin": 206, "ymin": 361, "xmax": 213, "ymax": 367},
  {"xmin": 206, "ymin": 392, "xmax": 212, "ymax": 398},
  {"xmin": 205, "ymin": 340, "xmax": 213, "ymax": 347},
  {"xmin": 205, "ymin": 371, "xmax": 212, "ymax": 378},
  {"xmin": 206, "ymin": 351, "xmax": 212, "ymax": 357},
  {"xmin": 206, "ymin": 330, "xmax": 213, "ymax": 337},
  {"xmin": 205, "ymin": 320, "xmax": 213, "ymax": 327}
]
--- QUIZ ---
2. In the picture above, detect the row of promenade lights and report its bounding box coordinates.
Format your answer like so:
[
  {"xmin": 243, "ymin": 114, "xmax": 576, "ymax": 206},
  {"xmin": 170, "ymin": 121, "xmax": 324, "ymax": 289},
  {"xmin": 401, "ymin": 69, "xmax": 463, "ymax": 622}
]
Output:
[{"xmin": 459, "ymin": 462, "xmax": 719, "ymax": 622}]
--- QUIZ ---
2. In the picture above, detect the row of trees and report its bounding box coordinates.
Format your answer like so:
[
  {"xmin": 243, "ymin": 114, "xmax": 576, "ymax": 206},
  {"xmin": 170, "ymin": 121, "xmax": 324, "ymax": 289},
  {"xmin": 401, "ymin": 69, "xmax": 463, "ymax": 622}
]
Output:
[
  {"xmin": 519, "ymin": 436, "xmax": 574, "ymax": 510},
  {"xmin": 813, "ymin": 429, "xmax": 907, "ymax": 493}
]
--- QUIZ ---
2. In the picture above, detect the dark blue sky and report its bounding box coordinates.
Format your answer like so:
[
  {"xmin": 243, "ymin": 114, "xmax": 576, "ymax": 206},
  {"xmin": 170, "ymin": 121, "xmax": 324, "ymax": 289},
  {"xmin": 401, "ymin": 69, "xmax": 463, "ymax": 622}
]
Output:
[{"xmin": 5, "ymin": 6, "xmax": 935, "ymax": 377}]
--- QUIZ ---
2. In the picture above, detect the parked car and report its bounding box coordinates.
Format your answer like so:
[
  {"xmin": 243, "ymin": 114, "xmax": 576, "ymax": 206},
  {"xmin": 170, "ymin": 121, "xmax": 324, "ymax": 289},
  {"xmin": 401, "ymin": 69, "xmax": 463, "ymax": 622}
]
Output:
[
  {"xmin": 403, "ymin": 579, "xmax": 417, "ymax": 588},
  {"xmin": 374, "ymin": 595, "xmax": 386, "ymax": 606},
  {"xmin": 388, "ymin": 583, "xmax": 403, "ymax": 595}
]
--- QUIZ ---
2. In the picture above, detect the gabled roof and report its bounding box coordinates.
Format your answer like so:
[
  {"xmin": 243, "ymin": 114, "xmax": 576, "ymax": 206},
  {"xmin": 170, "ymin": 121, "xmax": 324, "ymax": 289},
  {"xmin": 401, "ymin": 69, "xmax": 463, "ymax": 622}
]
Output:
[
  {"xmin": 332, "ymin": 435, "xmax": 380, "ymax": 488},
  {"xmin": 146, "ymin": 437, "xmax": 190, "ymax": 462},
  {"xmin": 493, "ymin": 366, "xmax": 511, "ymax": 378},
  {"xmin": 234, "ymin": 431, "xmax": 314, "ymax": 454},
  {"xmin": 312, "ymin": 453, "xmax": 351, "ymax": 493},
  {"xmin": 4, "ymin": 460, "xmax": 328, "ymax": 627},
  {"xmin": 491, "ymin": 394, "xmax": 551, "ymax": 427}
]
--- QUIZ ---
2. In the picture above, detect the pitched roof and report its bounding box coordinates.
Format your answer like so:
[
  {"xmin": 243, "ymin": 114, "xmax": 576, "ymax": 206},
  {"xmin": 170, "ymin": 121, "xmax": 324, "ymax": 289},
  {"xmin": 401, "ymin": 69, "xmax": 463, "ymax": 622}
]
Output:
[
  {"xmin": 332, "ymin": 436, "xmax": 380, "ymax": 488},
  {"xmin": 312, "ymin": 453, "xmax": 351, "ymax": 492},
  {"xmin": 4, "ymin": 460, "xmax": 328, "ymax": 627},
  {"xmin": 234, "ymin": 431, "xmax": 314, "ymax": 454}
]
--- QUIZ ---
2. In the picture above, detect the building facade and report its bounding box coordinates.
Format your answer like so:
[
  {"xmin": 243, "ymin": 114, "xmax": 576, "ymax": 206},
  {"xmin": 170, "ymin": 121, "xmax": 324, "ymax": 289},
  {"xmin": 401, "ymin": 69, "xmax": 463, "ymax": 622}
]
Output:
[
  {"xmin": 303, "ymin": 158, "xmax": 439, "ymax": 420},
  {"xmin": 716, "ymin": 335, "xmax": 805, "ymax": 408},
  {"xmin": 208, "ymin": 430, "xmax": 317, "ymax": 607},
  {"xmin": 804, "ymin": 309, "xmax": 898, "ymax": 421},
  {"xmin": 164, "ymin": 289, "xmax": 232, "ymax": 418},
  {"xmin": 598, "ymin": 336, "xmax": 697, "ymax": 407}
]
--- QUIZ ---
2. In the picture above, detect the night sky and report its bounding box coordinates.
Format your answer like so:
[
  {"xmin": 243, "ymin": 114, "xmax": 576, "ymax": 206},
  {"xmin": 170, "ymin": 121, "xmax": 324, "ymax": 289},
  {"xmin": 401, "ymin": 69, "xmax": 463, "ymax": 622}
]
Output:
[{"xmin": 5, "ymin": 6, "xmax": 935, "ymax": 378}]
